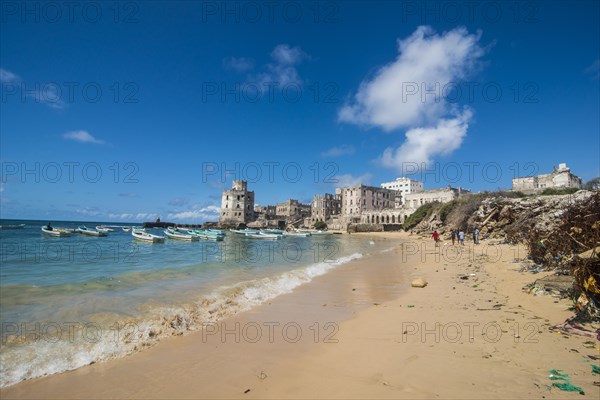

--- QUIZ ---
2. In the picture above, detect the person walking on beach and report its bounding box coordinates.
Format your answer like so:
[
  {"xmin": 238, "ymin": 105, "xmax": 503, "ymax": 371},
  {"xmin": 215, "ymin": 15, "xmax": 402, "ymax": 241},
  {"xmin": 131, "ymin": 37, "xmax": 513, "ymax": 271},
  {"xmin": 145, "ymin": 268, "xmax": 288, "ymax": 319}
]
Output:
[
  {"xmin": 450, "ymin": 229, "xmax": 456, "ymax": 245},
  {"xmin": 432, "ymin": 230, "xmax": 440, "ymax": 246},
  {"xmin": 473, "ymin": 227, "xmax": 480, "ymax": 244},
  {"xmin": 458, "ymin": 230, "xmax": 465, "ymax": 245}
]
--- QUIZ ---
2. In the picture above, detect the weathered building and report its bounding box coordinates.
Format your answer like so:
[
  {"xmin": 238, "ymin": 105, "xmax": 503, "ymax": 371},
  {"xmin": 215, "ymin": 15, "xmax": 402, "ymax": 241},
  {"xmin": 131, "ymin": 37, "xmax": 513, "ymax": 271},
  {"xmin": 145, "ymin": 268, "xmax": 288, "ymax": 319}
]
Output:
[
  {"xmin": 309, "ymin": 193, "xmax": 342, "ymax": 224},
  {"xmin": 254, "ymin": 205, "xmax": 276, "ymax": 219},
  {"xmin": 219, "ymin": 180, "xmax": 255, "ymax": 226},
  {"xmin": 512, "ymin": 163, "xmax": 582, "ymax": 193},
  {"xmin": 360, "ymin": 210, "xmax": 404, "ymax": 225},
  {"xmin": 339, "ymin": 185, "xmax": 399, "ymax": 215},
  {"xmin": 275, "ymin": 199, "xmax": 310, "ymax": 219},
  {"xmin": 380, "ymin": 177, "xmax": 424, "ymax": 205},
  {"xmin": 403, "ymin": 186, "xmax": 469, "ymax": 215}
]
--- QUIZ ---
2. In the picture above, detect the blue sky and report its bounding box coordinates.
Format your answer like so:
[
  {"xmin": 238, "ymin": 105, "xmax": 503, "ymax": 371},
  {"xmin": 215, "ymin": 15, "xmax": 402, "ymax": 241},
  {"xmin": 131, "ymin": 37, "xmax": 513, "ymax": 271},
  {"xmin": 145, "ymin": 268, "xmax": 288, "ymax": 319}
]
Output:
[{"xmin": 1, "ymin": 1, "xmax": 599, "ymax": 222}]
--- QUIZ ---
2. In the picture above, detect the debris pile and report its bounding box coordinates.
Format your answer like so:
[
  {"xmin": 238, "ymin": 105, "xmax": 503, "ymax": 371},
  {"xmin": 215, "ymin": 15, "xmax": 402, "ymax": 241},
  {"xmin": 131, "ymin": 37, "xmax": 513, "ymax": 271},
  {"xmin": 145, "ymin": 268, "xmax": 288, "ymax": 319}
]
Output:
[
  {"xmin": 408, "ymin": 190, "xmax": 599, "ymax": 321},
  {"xmin": 470, "ymin": 191, "xmax": 593, "ymax": 243},
  {"xmin": 522, "ymin": 192, "xmax": 600, "ymax": 321}
]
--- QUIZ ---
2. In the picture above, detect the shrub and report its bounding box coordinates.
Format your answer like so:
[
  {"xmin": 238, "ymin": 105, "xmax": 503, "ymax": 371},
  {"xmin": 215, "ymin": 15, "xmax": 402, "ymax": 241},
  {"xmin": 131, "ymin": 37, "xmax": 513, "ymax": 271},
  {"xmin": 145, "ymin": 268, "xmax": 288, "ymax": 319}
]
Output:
[
  {"xmin": 313, "ymin": 220, "xmax": 327, "ymax": 230},
  {"xmin": 540, "ymin": 187, "xmax": 579, "ymax": 196},
  {"xmin": 403, "ymin": 202, "xmax": 440, "ymax": 230}
]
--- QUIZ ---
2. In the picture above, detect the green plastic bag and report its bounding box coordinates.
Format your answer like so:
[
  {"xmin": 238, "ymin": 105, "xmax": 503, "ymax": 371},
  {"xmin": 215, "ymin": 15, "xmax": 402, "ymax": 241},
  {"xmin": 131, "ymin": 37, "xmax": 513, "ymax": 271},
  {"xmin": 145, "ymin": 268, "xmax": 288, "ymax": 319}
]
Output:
[{"xmin": 551, "ymin": 382, "xmax": 585, "ymax": 395}]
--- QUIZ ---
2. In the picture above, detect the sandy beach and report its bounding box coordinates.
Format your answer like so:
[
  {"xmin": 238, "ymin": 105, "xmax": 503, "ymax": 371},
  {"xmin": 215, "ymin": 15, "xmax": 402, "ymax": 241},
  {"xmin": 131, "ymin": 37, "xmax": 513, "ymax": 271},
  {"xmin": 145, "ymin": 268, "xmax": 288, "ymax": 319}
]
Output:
[{"xmin": 2, "ymin": 232, "xmax": 598, "ymax": 399}]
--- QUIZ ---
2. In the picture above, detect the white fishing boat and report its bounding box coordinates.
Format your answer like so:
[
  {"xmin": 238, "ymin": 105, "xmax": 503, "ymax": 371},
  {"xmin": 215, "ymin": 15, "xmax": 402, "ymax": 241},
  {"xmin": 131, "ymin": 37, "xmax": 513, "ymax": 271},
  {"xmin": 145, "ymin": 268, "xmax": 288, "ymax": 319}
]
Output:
[
  {"xmin": 77, "ymin": 226, "xmax": 107, "ymax": 237},
  {"xmin": 283, "ymin": 231, "xmax": 311, "ymax": 237},
  {"xmin": 245, "ymin": 232, "xmax": 282, "ymax": 240},
  {"xmin": 122, "ymin": 227, "xmax": 131, "ymax": 232},
  {"xmin": 164, "ymin": 227, "xmax": 199, "ymax": 241},
  {"xmin": 96, "ymin": 225, "xmax": 115, "ymax": 232},
  {"xmin": 188, "ymin": 229, "xmax": 224, "ymax": 241},
  {"xmin": 231, "ymin": 229, "xmax": 254, "ymax": 235},
  {"xmin": 41, "ymin": 226, "xmax": 72, "ymax": 237},
  {"xmin": 260, "ymin": 229, "xmax": 284, "ymax": 235},
  {"xmin": 132, "ymin": 228, "xmax": 165, "ymax": 243}
]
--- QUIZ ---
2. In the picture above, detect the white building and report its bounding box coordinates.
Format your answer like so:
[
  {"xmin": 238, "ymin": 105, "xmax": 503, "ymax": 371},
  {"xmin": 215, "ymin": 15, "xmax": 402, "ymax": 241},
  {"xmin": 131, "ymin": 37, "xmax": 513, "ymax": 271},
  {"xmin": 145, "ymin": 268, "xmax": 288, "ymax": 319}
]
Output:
[{"xmin": 380, "ymin": 177, "xmax": 424, "ymax": 204}]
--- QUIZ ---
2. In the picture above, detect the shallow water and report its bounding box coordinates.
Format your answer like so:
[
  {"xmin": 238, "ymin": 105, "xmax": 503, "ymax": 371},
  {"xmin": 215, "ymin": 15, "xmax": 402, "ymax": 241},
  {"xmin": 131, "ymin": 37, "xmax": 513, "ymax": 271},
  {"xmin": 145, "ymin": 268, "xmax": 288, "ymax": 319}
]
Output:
[{"xmin": 0, "ymin": 220, "xmax": 396, "ymax": 387}]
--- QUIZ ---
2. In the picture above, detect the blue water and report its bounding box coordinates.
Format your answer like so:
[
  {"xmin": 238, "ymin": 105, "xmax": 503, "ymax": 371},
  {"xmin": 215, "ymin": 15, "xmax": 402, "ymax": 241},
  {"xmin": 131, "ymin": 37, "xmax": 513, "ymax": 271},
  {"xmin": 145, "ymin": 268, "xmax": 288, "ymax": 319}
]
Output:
[{"xmin": 0, "ymin": 219, "xmax": 394, "ymax": 387}]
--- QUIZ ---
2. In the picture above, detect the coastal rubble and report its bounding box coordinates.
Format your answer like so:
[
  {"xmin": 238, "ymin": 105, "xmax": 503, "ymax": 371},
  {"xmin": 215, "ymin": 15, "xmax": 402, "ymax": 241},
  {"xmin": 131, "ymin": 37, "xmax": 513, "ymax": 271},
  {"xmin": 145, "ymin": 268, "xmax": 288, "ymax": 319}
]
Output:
[{"xmin": 408, "ymin": 190, "xmax": 599, "ymax": 322}]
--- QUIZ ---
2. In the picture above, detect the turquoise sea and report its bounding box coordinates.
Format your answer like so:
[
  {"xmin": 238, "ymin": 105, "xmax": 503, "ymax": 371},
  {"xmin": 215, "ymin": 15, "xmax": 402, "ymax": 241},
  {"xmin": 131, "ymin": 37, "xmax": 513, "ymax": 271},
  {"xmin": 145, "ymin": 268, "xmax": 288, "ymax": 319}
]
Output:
[{"xmin": 0, "ymin": 219, "xmax": 395, "ymax": 387}]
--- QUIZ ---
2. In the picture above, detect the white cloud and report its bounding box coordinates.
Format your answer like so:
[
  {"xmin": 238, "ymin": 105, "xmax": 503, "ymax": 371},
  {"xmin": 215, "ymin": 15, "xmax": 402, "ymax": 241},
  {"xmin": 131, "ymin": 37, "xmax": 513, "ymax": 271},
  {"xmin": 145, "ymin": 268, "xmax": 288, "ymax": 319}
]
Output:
[
  {"xmin": 0, "ymin": 68, "xmax": 19, "ymax": 84},
  {"xmin": 270, "ymin": 44, "xmax": 307, "ymax": 65},
  {"xmin": 27, "ymin": 84, "xmax": 66, "ymax": 109},
  {"xmin": 340, "ymin": 26, "xmax": 484, "ymax": 130},
  {"xmin": 108, "ymin": 212, "xmax": 157, "ymax": 221},
  {"xmin": 167, "ymin": 205, "xmax": 221, "ymax": 221},
  {"xmin": 0, "ymin": 68, "xmax": 66, "ymax": 109},
  {"xmin": 339, "ymin": 26, "xmax": 486, "ymax": 171},
  {"xmin": 75, "ymin": 207, "xmax": 102, "ymax": 217},
  {"xmin": 321, "ymin": 144, "xmax": 355, "ymax": 158},
  {"xmin": 252, "ymin": 44, "xmax": 309, "ymax": 88},
  {"xmin": 223, "ymin": 57, "xmax": 255, "ymax": 72},
  {"xmin": 380, "ymin": 108, "xmax": 472, "ymax": 167},
  {"xmin": 333, "ymin": 173, "xmax": 373, "ymax": 188},
  {"xmin": 585, "ymin": 59, "xmax": 600, "ymax": 80},
  {"xmin": 62, "ymin": 130, "xmax": 105, "ymax": 145}
]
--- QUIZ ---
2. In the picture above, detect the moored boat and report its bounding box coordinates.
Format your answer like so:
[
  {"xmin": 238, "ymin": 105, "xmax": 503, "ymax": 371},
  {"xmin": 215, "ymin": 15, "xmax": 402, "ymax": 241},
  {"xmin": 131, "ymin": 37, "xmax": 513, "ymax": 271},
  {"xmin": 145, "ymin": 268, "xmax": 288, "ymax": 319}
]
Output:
[
  {"xmin": 132, "ymin": 228, "xmax": 165, "ymax": 243},
  {"xmin": 260, "ymin": 229, "xmax": 284, "ymax": 235},
  {"xmin": 188, "ymin": 229, "xmax": 224, "ymax": 241},
  {"xmin": 96, "ymin": 226, "xmax": 115, "ymax": 232},
  {"xmin": 245, "ymin": 232, "xmax": 282, "ymax": 240},
  {"xmin": 231, "ymin": 229, "xmax": 255, "ymax": 235},
  {"xmin": 76, "ymin": 226, "xmax": 107, "ymax": 237},
  {"xmin": 164, "ymin": 227, "xmax": 199, "ymax": 241},
  {"xmin": 283, "ymin": 231, "xmax": 311, "ymax": 237},
  {"xmin": 122, "ymin": 227, "xmax": 131, "ymax": 232},
  {"xmin": 0, "ymin": 224, "xmax": 26, "ymax": 230},
  {"xmin": 41, "ymin": 226, "xmax": 73, "ymax": 237}
]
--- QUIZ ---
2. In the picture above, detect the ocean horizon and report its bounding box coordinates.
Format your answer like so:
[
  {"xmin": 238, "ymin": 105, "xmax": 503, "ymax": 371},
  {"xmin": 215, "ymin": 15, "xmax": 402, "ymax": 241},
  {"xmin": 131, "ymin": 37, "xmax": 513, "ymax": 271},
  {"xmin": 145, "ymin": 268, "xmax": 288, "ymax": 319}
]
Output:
[{"xmin": 0, "ymin": 220, "xmax": 391, "ymax": 387}]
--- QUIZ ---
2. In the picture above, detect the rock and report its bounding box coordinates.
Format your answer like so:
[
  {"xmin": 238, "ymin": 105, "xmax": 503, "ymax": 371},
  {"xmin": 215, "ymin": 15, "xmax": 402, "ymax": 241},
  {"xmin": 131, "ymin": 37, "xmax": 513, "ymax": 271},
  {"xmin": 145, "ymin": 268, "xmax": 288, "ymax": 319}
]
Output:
[{"xmin": 411, "ymin": 278, "xmax": 428, "ymax": 288}]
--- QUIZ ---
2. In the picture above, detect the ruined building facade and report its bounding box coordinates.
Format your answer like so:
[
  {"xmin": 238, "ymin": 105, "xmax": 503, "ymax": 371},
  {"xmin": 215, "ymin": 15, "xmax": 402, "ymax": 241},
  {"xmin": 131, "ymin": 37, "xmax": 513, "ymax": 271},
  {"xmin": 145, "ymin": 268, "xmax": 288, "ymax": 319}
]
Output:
[
  {"xmin": 309, "ymin": 193, "xmax": 342, "ymax": 225},
  {"xmin": 512, "ymin": 163, "xmax": 582, "ymax": 194}
]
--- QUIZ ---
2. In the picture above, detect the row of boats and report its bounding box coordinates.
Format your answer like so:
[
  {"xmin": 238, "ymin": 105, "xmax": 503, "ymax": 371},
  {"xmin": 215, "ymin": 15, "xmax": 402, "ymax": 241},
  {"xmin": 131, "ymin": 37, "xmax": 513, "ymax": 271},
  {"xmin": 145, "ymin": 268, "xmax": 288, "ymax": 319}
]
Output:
[
  {"xmin": 138, "ymin": 227, "xmax": 227, "ymax": 243},
  {"xmin": 40, "ymin": 225, "xmax": 334, "ymax": 242},
  {"xmin": 230, "ymin": 228, "xmax": 333, "ymax": 240}
]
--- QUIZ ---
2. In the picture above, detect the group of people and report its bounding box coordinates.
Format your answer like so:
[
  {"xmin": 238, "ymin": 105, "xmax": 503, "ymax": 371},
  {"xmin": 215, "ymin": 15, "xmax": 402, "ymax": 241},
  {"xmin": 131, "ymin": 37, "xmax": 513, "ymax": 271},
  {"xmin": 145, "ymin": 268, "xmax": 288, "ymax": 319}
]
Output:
[{"xmin": 431, "ymin": 227, "xmax": 479, "ymax": 246}]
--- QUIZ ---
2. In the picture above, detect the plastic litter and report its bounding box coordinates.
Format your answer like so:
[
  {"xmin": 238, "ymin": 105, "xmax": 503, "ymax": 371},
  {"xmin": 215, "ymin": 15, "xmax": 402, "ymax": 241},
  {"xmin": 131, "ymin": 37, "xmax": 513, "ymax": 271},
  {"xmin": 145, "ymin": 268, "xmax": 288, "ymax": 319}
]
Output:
[
  {"xmin": 548, "ymin": 370, "xmax": 569, "ymax": 381},
  {"xmin": 548, "ymin": 370, "xmax": 585, "ymax": 395},
  {"xmin": 551, "ymin": 382, "xmax": 585, "ymax": 394}
]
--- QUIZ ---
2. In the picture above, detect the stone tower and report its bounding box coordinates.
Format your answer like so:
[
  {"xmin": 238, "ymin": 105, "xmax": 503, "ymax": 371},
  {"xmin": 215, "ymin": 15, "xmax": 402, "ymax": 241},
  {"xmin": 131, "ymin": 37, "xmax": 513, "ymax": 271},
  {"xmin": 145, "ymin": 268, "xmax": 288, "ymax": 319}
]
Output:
[{"xmin": 219, "ymin": 180, "xmax": 255, "ymax": 226}]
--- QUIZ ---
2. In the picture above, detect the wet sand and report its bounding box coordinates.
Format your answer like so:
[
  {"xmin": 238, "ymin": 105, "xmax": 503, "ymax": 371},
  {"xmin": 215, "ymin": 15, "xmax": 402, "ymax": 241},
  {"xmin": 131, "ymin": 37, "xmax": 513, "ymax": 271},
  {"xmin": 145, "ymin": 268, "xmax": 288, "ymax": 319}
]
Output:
[{"xmin": 2, "ymin": 232, "xmax": 598, "ymax": 399}]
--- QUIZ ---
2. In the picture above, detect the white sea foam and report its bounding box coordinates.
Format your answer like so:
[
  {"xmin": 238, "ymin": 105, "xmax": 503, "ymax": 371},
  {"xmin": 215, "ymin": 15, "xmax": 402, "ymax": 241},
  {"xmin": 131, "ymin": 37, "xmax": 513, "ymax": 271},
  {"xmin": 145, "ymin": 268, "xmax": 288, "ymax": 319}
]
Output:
[{"xmin": 0, "ymin": 252, "xmax": 363, "ymax": 388}]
